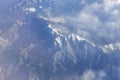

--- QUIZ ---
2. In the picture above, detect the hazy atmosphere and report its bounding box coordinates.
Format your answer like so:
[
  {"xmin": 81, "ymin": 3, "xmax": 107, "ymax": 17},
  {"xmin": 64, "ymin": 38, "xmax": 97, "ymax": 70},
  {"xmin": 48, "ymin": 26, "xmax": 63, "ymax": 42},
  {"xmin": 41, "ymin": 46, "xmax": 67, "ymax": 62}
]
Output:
[{"xmin": 0, "ymin": 0, "xmax": 120, "ymax": 80}]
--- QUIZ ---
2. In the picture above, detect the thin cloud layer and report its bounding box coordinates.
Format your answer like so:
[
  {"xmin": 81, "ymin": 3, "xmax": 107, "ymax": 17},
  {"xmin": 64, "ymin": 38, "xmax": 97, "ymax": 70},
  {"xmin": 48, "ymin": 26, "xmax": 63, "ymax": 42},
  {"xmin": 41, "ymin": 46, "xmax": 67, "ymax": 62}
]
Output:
[{"xmin": 38, "ymin": 0, "xmax": 120, "ymax": 52}]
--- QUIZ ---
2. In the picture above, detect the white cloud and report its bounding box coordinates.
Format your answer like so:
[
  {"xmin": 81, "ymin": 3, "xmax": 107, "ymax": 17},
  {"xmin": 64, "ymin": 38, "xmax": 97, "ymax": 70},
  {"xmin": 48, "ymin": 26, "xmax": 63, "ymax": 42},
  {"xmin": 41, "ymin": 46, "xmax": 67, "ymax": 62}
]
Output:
[
  {"xmin": 104, "ymin": 0, "xmax": 120, "ymax": 12},
  {"xmin": 49, "ymin": 17, "xmax": 65, "ymax": 23},
  {"xmin": 80, "ymin": 70, "xmax": 106, "ymax": 80},
  {"xmin": 36, "ymin": 0, "xmax": 120, "ymax": 52},
  {"xmin": 50, "ymin": 70, "xmax": 106, "ymax": 80},
  {"xmin": 80, "ymin": 70, "xmax": 96, "ymax": 80},
  {"xmin": 112, "ymin": 9, "xmax": 119, "ymax": 15}
]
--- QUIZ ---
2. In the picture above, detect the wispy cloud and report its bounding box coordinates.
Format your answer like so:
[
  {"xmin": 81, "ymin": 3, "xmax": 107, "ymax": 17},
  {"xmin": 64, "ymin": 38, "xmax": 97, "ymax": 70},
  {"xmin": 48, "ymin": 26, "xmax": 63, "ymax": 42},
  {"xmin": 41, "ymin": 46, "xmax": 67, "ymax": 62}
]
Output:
[
  {"xmin": 50, "ymin": 69, "xmax": 106, "ymax": 80},
  {"xmin": 37, "ymin": 0, "xmax": 120, "ymax": 50}
]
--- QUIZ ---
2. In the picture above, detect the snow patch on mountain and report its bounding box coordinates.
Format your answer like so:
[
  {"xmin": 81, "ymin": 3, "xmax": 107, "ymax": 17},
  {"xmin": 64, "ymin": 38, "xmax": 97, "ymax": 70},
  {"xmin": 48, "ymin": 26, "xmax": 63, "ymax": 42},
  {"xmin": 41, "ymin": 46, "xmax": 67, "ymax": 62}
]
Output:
[{"xmin": 101, "ymin": 42, "xmax": 120, "ymax": 53}]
